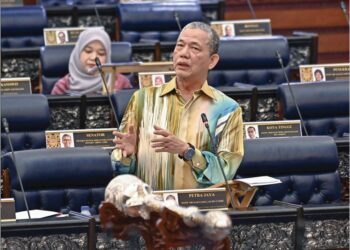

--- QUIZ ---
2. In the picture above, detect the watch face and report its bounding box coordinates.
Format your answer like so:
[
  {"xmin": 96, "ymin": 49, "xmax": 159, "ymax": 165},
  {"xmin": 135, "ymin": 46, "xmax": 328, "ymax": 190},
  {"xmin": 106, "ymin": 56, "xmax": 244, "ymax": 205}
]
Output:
[{"xmin": 184, "ymin": 147, "xmax": 195, "ymax": 161}]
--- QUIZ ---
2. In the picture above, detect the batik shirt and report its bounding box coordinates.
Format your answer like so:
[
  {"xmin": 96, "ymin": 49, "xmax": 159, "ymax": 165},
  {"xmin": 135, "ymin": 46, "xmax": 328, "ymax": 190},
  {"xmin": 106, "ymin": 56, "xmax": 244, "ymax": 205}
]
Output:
[{"xmin": 111, "ymin": 77, "xmax": 244, "ymax": 190}]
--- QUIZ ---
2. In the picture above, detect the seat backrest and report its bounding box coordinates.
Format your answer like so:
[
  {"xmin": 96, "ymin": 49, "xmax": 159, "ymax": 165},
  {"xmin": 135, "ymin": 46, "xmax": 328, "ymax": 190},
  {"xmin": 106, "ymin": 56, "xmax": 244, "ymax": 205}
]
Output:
[
  {"xmin": 111, "ymin": 88, "xmax": 137, "ymax": 124},
  {"xmin": 2, "ymin": 147, "xmax": 113, "ymax": 214},
  {"xmin": 1, "ymin": 94, "xmax": 50, "ymax": 155},
  {"xmin": 39, "ymin": 0, "xmax": 116, "ymax": 5},
  {"xmin": 1, "ymin": 6, "xmax": 47, "ymax": 48},
  {"xmin": 116, "ymin": 2, "xmax": 203, "ymax": 43},
  {"xmin": 236, "ymin": 136, "xmax": 341, "ymax": 205},
  {"xmin": 277, "ymin": 80, "xmax": 349, "ymax": 138},
  {"xmin": 40, "ymin": 42, "xmax": 133, "ymax": 94},
  {"xmin": 208, "ymin": 36, "xmax": 290, "ymax": 87}
]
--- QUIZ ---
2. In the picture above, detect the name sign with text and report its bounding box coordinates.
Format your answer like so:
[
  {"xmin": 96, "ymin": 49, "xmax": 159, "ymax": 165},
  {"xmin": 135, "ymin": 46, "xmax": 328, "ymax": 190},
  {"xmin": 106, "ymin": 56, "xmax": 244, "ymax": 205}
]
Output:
[
  {"xmin": 244, "ymin": 120, "xmax": 302, "ymax": 139},
  {"xmin": 1, "ymin": 198, "xmax": 16, "ymax": 222},
  {"xmin": 1, "ymin": 0, "xmax": 22, "ymax": 6},
  {"xmin": 153, "ymin": 188, "xmax": 227, "ymax": 211},
  {"xmin": 44, "ymin": 27, "xmax": 104, "ymax": 46},
  {"xmin": 1, "ymin": 77, "xmax": 32, "ymax": 95},
  {"xmin": 299, "ymin": 63, "xmax": 349, "ymax": 82},
  {"xmin": 138, "ymin": 71, "xmax": 175, "ymax": 88},
  {"xmin": 211, "ymin": 19, "xmax": 272, "ymax": 38},
  {"xmin": 45, "ymin": 128, "xmax": 115, "ymax": 149}
]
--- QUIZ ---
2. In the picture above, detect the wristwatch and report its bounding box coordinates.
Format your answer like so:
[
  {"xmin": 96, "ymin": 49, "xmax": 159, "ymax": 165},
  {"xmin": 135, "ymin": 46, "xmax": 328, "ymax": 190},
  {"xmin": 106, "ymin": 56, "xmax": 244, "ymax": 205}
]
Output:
[{"xmin": 179, "ymin": 143, "xmax": 195, "ymax": 161}]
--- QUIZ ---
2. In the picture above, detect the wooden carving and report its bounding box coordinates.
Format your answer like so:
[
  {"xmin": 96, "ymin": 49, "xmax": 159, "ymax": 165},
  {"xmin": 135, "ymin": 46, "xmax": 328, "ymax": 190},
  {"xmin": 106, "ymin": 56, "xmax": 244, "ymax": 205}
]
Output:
[{"xmin": 100, "ymin": 174, "xmax": 232, "ymax": 250}]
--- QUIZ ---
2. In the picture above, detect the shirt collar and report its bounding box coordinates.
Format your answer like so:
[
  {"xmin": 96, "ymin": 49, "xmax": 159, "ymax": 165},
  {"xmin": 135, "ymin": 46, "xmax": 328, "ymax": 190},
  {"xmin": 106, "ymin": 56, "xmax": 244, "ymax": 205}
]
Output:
[{"xmin": 160, "ymin": 77, "xmax": 216, "ymax": 100}]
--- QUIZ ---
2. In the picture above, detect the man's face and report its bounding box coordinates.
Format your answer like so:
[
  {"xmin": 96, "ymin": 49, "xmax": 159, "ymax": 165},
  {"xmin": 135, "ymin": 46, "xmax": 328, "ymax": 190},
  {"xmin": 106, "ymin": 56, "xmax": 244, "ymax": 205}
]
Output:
[
  {"xmin": 62, "ymin": 135, "xmax": 72, "ymax": 148},
  {"xmin": 315, "ymin": 71, "xmax": 323, "ymax": 81},
  {"xmin": 225, "ymin": 25, "xmax": 233, "ymax": 36},
  {"xmin": 173, "ymin": 28, "xmax": 219, "ymax": 82},
  {"xmin": 58, "ymin": 32, "xmax": 66, "ymax": 43},
  {"xmin": 154, "ymin": 76, "xmax": 163, "ymax": 86},
  {"xmin": 247, "ymin": 128, "xmax": 256, "ymax": 139}
]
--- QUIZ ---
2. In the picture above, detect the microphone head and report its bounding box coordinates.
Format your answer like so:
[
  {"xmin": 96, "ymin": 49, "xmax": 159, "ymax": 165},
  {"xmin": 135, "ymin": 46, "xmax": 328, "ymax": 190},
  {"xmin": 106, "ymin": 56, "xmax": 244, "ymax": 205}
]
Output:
[
  {"xmin": 2, "ymin": 117, "xmax": 9, "ymax": 132},
  {"xmin": 201, "ymin": 113, "xmax": 208, "ymax": 123},
  {"xmin": 275, "ymin": 50, "xmax": 281, "ymax": 59},
  {"xmin": 341, "ymin": 1, "xmax": 346, "ymax": 9},
  {"xmin": 95, "ymin": 57, "xmax": 102, "ymax": 68}
]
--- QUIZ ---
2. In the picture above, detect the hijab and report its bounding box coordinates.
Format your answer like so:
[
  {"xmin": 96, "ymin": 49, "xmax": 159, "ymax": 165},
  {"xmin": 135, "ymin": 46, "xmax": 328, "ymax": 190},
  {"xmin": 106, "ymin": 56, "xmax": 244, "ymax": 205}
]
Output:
[{"xmin": 68, "ymin": 28, "xmax": 111, "ymax": 95}]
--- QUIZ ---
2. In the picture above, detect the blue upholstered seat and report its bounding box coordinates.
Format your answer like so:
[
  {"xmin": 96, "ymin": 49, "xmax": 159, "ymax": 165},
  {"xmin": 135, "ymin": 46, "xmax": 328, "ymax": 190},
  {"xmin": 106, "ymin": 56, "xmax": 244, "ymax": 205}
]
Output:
[
  {"xmin": 237, "ymin": 136, "xmax": 341, "ymax": 205},
  {"xmin": 1, "ymin": 6, "xmax": 47, "ymax": 48},
  {"xmin": 116, "ymin": 2, "xmax": 203, "ymax": 43},
  {"xmin": 277, "ymin": 80, "xmax": 349, "ymax": 138},
  {"xmin": 2, "ymin": 147, "xmax": 113, "ymax": 214},
  {"xmin": 39, "ymin": 0, "xmax": 116, "ymax": 6},
  {"xmin": 111, "ymin": 88, "xmax": 137, "ymax": 124},
  {"xmin": 1, "ymin": 94, "xmax": 50, "ymax": 155},
  {"xmin": 40, "ymin": 42, "xmax": 133, "ymax": 94},
  {"xmin": 208, "ymin": 36, "xmax": 290, "ymax": 89}
]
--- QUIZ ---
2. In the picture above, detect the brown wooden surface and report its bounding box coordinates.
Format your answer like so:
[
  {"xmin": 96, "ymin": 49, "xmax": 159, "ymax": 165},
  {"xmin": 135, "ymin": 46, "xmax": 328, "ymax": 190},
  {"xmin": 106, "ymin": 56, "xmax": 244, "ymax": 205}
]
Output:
[
  {"xmin": 224, "ymin": 0, "xmax": 349, "ymax": 64},
  {"xmin": 99, "ymin": 202, "xmax": 231, "ymax": 250},
  {"xmin": 1, "ymin": 169, "xmax": 11, "ymax": 198}
]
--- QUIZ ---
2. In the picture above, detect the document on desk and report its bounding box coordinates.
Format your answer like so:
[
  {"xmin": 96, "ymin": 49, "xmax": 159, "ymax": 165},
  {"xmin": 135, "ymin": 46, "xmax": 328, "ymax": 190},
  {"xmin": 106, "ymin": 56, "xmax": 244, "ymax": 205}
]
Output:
[
  {"xmin": 16, "ymin": 209, "xmax": 60, "ymax": 220},
  {"xmin": 236, "ymin": 176, "xmax": 282, "ymax": 187}
]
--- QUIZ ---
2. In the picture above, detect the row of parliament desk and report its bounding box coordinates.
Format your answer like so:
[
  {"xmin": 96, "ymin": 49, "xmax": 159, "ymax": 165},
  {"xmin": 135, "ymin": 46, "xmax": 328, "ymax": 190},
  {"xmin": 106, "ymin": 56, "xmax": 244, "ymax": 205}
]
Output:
[{"xmin": 2, "ymin": 203, "xmax": 349, "ymax": 249}]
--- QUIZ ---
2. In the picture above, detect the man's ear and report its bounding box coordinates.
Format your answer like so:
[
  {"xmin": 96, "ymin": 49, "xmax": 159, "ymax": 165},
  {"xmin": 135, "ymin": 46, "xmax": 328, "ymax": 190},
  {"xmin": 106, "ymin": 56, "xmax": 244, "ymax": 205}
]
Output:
[{"xmin": 208, "ymin": 54, "xmax": 220, "ymax": 70}]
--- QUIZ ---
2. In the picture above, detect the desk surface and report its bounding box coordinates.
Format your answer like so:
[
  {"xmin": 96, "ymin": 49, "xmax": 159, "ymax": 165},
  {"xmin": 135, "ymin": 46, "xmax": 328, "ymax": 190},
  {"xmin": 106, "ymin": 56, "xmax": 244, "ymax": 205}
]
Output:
[
  {"xmin": 2, "ymin": 215, "xmax": 92, "ymax": 237},
  {"xmin": 2, "ymin": 203, "xmax": 348, "ymax": 236}
]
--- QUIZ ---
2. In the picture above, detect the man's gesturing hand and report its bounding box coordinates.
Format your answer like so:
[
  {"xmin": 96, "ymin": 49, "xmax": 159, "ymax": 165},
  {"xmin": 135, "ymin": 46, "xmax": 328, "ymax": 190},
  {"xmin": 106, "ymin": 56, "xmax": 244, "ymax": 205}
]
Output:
[
  {"xmin": 113, "ymin": 125, "xmax": 137, "ymax": 157},
  {"xmin": 151, "ymin": 125, "xmax": 188, "ymax": 155}
]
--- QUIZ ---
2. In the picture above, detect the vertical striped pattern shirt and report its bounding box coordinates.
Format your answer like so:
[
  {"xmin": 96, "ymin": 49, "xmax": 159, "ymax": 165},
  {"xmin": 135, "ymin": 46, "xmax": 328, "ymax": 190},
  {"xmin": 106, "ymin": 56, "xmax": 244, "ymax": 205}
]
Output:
[{"xmin": 112, "ymin": 77, "xmax": 244, "ymax": 190}]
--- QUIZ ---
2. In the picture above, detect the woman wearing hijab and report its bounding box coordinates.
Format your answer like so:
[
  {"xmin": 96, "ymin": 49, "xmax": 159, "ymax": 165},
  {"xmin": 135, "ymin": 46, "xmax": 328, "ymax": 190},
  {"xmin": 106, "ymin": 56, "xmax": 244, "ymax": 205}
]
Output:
[{"xmin": 51, "ymin": 28, "xmax": 132, "ymax": 95}]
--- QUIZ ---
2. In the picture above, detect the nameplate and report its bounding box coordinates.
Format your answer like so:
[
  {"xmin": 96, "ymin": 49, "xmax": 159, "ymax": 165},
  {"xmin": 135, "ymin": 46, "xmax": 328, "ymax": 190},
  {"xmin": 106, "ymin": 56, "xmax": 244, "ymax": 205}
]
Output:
[
  {"xmin": 299, "ymin": 63, "xmax": 350, "ymax": 82},
  {"xmin": 211, "ymin": 19, "xmax": 272, "ymax": 38},
  {"xmin": 153, "ymin": 188, "xmax": 227, "ymax": 211},
  {"xmin": 45, "ymin": 128, "xmax": 115, "ymax": 149},
  {"xmin": 1, "ymin": 0, "xmax": 22, "ymax": 6},
  {"xmin": 1, "ymin": 77, "xmax": 32, "ymax": 95},
  {"xmin": 44, "ymin": 27, "xmax": 104, "ymax": 46},
  {"xmin": 138, "ymin": 71, "xmax": 175, "ymax": 88},
  {"xmin": 244, "ymin": 120, "xmax": 302, "ymax": 139},
  {"xmin": 1, "ymin": 198, "xmax": 16, "ymax": 222}
]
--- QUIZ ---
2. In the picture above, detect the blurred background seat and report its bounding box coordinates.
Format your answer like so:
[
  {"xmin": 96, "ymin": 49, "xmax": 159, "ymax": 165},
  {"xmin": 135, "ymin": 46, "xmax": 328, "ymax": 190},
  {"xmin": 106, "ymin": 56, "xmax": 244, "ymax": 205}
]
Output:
[
  {"xmin": 1, "ymin": 6, "xmax": 48, "ymax": 48},
  {"xmin": 209, "ymin": 36, "xmax": 290, "ymax": 90},
  {"xmin": 277, "ymin": 80, "xmax": 349, "ymax": 139},
  {"xmin": 236, "ymin": 136, "xmax": 341, "ymax": 206},
  {"xmin": 1, "ymin": 94, "xmax": 50, "ymax": 155},
  {"xmin": 116, "ymin": 2, "xmax": 203, "ymax": 43},
  {"xmin": 2, "ymin": 147, "xmax": 113, "ymax": 215}
]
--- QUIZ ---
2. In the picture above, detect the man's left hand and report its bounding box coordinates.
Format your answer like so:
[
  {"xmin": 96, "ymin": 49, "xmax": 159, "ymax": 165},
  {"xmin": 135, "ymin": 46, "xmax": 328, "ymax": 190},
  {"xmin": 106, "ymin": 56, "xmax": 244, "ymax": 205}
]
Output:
[{"xmin": 151, "ymin": 125, "xmax": 188, "ymax": 155}]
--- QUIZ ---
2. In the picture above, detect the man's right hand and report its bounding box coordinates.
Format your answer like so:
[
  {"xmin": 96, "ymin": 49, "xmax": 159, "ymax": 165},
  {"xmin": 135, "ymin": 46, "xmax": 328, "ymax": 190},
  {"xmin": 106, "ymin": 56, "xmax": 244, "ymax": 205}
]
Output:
[{"xmin": 113, "ymin": 125, "xmax": 137, "ymax": 157}]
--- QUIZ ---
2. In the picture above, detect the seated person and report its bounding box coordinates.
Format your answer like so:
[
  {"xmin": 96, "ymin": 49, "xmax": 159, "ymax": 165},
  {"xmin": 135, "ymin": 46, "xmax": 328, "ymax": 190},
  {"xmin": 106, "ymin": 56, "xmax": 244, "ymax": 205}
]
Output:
[{"xmin": 51, "ymin": 28, "xmax": 132, "ymax": 95}]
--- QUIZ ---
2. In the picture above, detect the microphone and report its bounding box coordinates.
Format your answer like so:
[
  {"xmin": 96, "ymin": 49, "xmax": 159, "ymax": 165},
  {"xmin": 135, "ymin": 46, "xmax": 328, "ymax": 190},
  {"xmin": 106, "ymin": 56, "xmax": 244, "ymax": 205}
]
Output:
[
  {"xmin": 246, "ymin": 0, "xmax": 257, "ymax": 19},
  {"xmin": 95, "ymin": 57, "xmax": 120, "ymax": 130},
  {"xmin": 2, "ymin": 118, "xmax": 31, "ymax": 220},
  {"xmin": 340, "ymin": 1, "xmax": 349, "ymax": 26},
  {"xmin": 93, "ymin": 2, "xmax": 103, "ymax": 27},
  {"xmin": 174, "ymin": 11, "xmax": 182, "ymax": 31},
  {"xmin": 200, "ymin": 113, "xmax": 236, "ymax": 209},
  {"xmin": 275, "ymin": 50, "xmax": 309, "ymax": 136}
]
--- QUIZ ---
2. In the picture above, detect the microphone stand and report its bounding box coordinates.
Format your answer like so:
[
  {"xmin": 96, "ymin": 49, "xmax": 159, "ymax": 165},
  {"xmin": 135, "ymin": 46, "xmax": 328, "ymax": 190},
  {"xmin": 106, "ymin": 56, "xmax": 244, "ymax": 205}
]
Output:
[
  {"xmin": 201, "ymin": 114, "xmax": 236, "ymax": 209},
  {"xmin": 95, "ymin": 57, "xmax": 120, "ymax": 130},
  {"xmin": 2, "ymin": 118, "xmax": 31, "ymax": 220},
  {"xmin": 340, "ymin": 1, "xmax": 350, "ymax": 26},
  {"xmin": 275, "ymin": 51, "xmax": 309, "ymax": 136},
  {"xmin": 174, "ymin": 12, "xmax": 182, "ymax": 31},
  {"xmin": 246, "ymin": 0, "xmax": 257, "ymax": 19}
]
